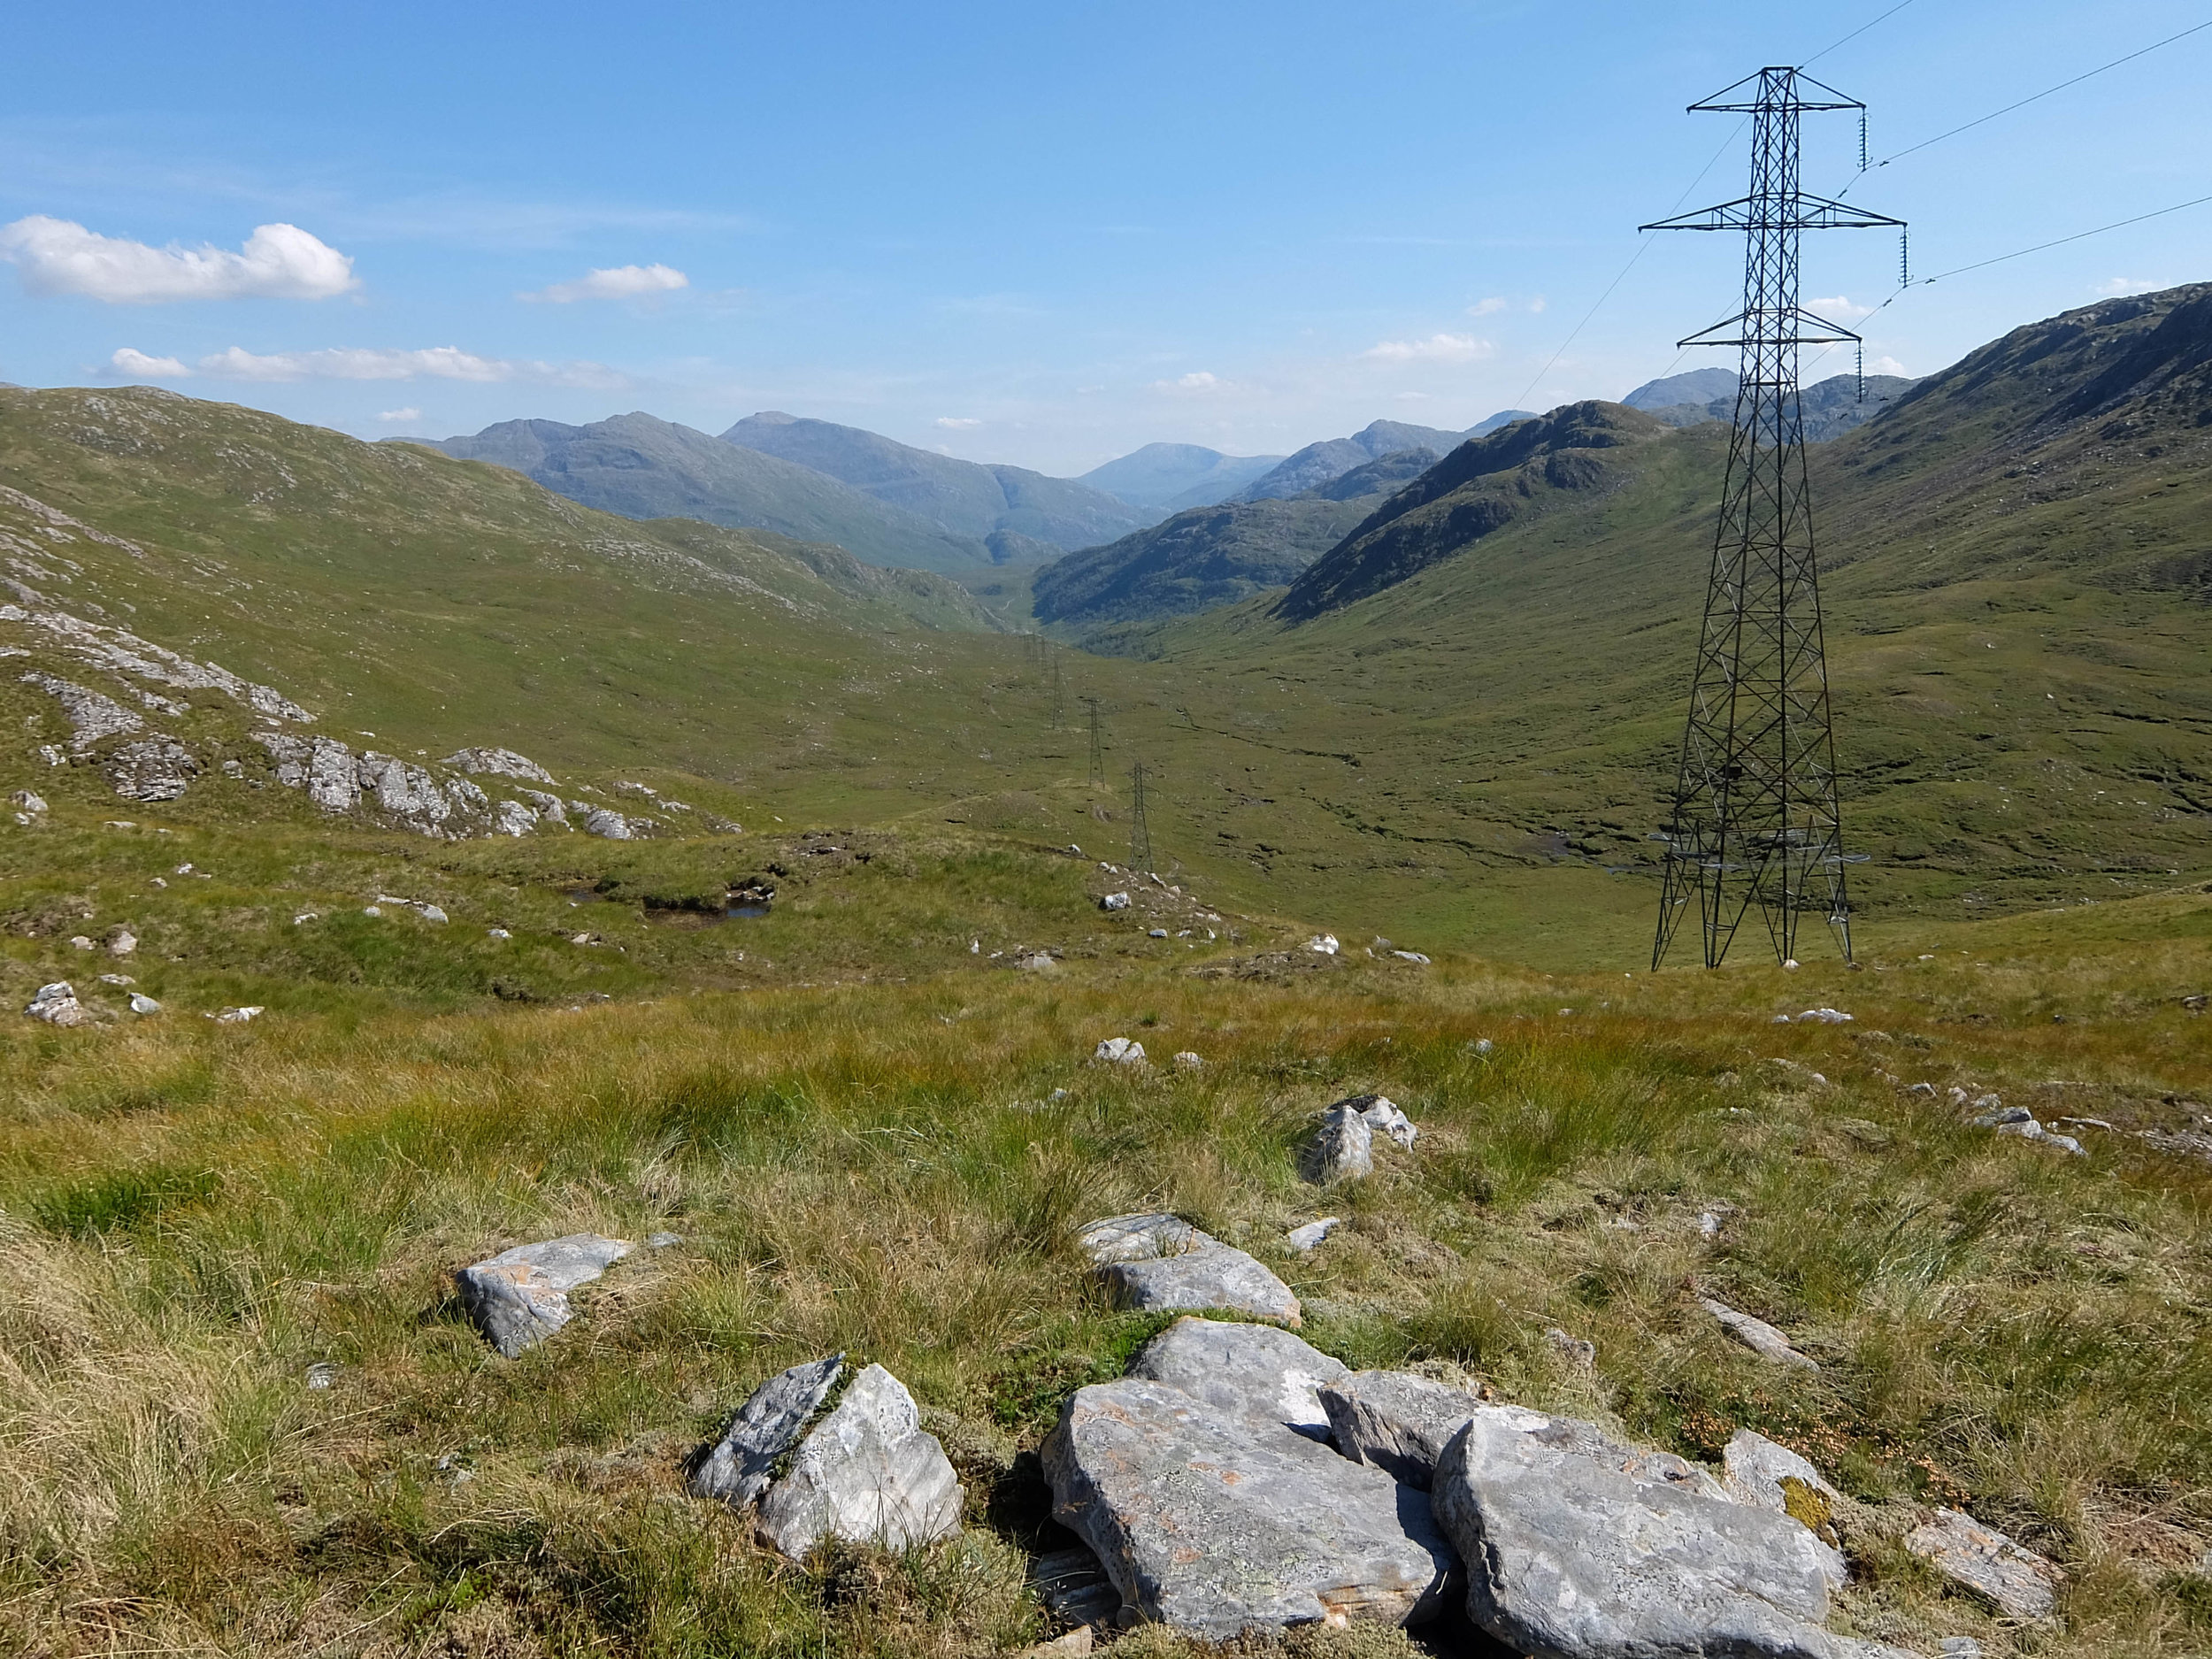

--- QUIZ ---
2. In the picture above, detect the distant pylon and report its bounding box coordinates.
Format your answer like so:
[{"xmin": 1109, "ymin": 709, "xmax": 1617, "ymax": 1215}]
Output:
[
  {"xmin": 1050, "ymin": 646, "xmax": 1066, "ymax": 729},
  {"xmin": 1128, "ymin": 760, "xmax": 1152, "ymax": 873},
  {"xmin": 1083, "ymin": 696, "xmax": 1103, "ymax": 788},
  {"xmin": 1643, "ymin": 66, "xmax": 1902, "ymax": 970}
]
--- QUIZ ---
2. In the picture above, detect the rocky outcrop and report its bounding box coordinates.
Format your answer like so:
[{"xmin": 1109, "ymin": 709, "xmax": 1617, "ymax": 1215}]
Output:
[
  {"xmin": 455, "ymin": 1234, "xmax": 631, "ymax": 1357},
  {"xmin": 1433, "ymin": 1403, "xmax": 1875, "ymax": 1658},
  {"xmin": 1076, "ymin": 1213, "xmax": 1301, "ymax": 1325},
  {"xmin": 1303, "ymin": 1094, "xmax": 1418, "ymax": 1183},
  {"xmin": 753, "ymin": 1364, "xmax": 964, "ymax": 1559},
  {"xmin": 107, "ymin": 736, "xmax": 196, "ymax": 801},
  {"xmin": 444, "ymin": 746, "xmax": 556, "ymax": 784},
  {"xmin": 692, "ymin": 1355, "xmax": 847, "ymax": 1510},
  {"xmin": 1903, "ymin": 1508, "xmax": 2063, "ymax": 1619},
  {"xmin": 1043, "ymin": 1319, "xmax": 1455, "ymax": 1637},
  {"xmin": 25, "ymin": 981, "xmax": 88, "ymax": 1027}
]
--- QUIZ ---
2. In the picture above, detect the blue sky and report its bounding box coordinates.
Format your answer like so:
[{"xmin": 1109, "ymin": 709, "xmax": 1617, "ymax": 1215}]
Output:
[{"xmin": 3, "ymin": 0, "xmax": 2208, "ymax": 473}]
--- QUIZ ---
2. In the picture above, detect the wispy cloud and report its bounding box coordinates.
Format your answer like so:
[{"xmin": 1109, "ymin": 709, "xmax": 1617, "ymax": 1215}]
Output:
[
  {"xmin": 1866, "ymin": 354, "xmax": 1909, "ymax": 377},
  {"xmin": 375, "ymin": 406, "xmax": 422, "ymax": 423},
  {"xmin": 1467, "ymin": 297, "xmax": 1508, "ymax": 316},
  {"xmin": 1361, "ymin": 333, "xmax": 1493, "ymax": 364},
  {"xmin": 521, "ymin": 262, "xmax": 688, "ymax": 303},
  {"xmin": 1807, "ymin": 294, "xmax": 1876, "ymax": 322},
  {"xmin": 1, "ymin": 217, "xmax": 357, "ymax": 303},
  {"xmin": 1150, "ymin": 370, "xmax": 1228, "ymax": 394},
  {"xmin": 2093, "ymin": 276, "xmax": 2164, "ymax": 298},
  {"xmin": 933, "ymin": 416, "xmax": 981, "ymax": 429},
  {"xmin": 106, "ymin": 346, "xmax": 189, "ymax": 379},
  {"xmin": 194, "ymin": 345, "xmax": 624, "ymax": 388}
]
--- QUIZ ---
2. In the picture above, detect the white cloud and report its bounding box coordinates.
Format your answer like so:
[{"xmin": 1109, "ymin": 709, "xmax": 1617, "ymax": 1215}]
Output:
[
  {"xmin": 0, "ymin": 217, "xmax": 356, "ymax": 303},
  {"xmin": 1467, "ymin": 297, "xmax": 1508, "ymax": 316},
  {"xmin": 2093, "ymin": 276, "xmax": 2164, "ymax": 297},
  {"xmin": 1151, "ymin": 371, "xmax": 1225, "ymax": 393},
  {"xmin": 1807, "ymin": 294, "xmax": 1876, "ymax": 322},
  {"xmin": 1529, "ymin": 296, "xmax": 1546, "ymax": 313},
  {"xmin": 1865, "ymin": 355, "xmax": 1909, "ymax": 377},
  {"xmin": 522, "ymin": 263, "xmax": 688, "ymax": 303},
  {"xmin": 1361, "ymin": 333, "xmax": 1494, "ymax": 364},
  {"xmin": 375, "ymin": 406, "xmax": 423, "ymax": 423},
  {"xmin": 107, "ymin": 347, "xmax": 190, "ymax": 379},
  {"xmin": 933, "ymin": 416, "xmax": 982, "ymax": 429},
  {"xmin": 195, "ymin": 345, "xmax": 623, "ymax": 388}
]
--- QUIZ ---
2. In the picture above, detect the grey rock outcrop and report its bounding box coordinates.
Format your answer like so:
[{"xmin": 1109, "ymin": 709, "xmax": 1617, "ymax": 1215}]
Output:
[
  {"xmin": 1434, "ymin": 1403, "xmax": 1861, "ymax": 1657},
  {"xmin": 1319, "ymin": 1371, "xmax": 1487, "ymax": 1489},
  {"xmin": 25, "ymin": 980, "xmax": 88, "ymax": 1027},
  {"xmin": 754, "ymin": 1363, "xmax": 964, "ymax": 1559},
  {"xmin": 1077, "ymin": 1212, "xmax": 1301, "ymax": 1325},
  {"xmin": 516, "ymin": 788, "xmax": 570, "ymax": 826},
  {"xmin": 455, "ymin": 1233, "xmax": 631, "ymax": 1357},
  {"xmin": 444, "ymin": 745, "xmax": 556, "ymax": 784},
  {"xmin": 1305, "ymin": 1100, "xmax": 1374, "ymax": 1182},
  {"xmin": 20, "ymin": 672, "xmax": 142, "ymax": 749},
  {"xmin": 581, "ymin": 806, "xmax": 632, "ymax": 840},
  {"xmin": 254, "ymin": 732, "xmax": 362, "ymax": 811},
  {"xmin": 1902, "ymin": 1507, "xmax": 2063, "ymax": 1619},
  {"xmin": 691, "ymin": 1354, "xmax": 846, "ymax": 1509},
  {"xmin": 1093, "ymin": 1036, "xmax": 1145, "ymax": 1064},
  {"xmin": 1043, "ymin": 1317, "xmax": 1455, "ymax": 1637},
  {"xmin": 1702, "ymin": 1297, "xmax": 1821, "ymax": 1370},
  {"xmin": 106, "ymin": 736, "xmax": 196, "ymax": 801},
  {"xmin": 1721, "ymin": 1431, "xmax": 1847, "ymax": 1584}
]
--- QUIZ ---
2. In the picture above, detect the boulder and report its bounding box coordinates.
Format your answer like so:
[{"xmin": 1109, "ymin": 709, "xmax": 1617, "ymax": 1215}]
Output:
[
  {"xmin": 1043, "ymin": 1317, "xmax": 1455, "ymax": 1637},
  {"xmin": 109, "ymin": 929, "xmax": 136, "ymax": 956},
  {"xmin": 1101, "ymin": 891, "xmax": 1132, "ymax": 911},
  {"xmin": 1094, "ymin": 1036, "xmax": 1146, "ymax": 1064},
  {"xmin": 1076, "ymin": 1212, "xmax": 1301, "ymax": 1325},
  {"xmin": 1702, "ymin": 1297, "xmax": 1820, "ymax": 1370},
  {"xmin": 25, "ymin": 981, "xmax": 88, "ymax": 1027},
  {"xmin": 1307, "ymin": 933, "xmax": 1340, "ymax": 955},
  {"xmin": 691, "ymin": 1354, "xmax": 846, "ymax": 1509},
  {"xmin": 755, "ymin": 1363, "xmax": 964, "ymax": 1559},
  {"xmin": 455, "ymin": 1233, "xmax": 631, "ymax": 1357},
  {"xmin": 1354, "ymin": 1094, "xmax": 1418, "ymax": 1150},
  {"xmin": 1319, "ymin": 1371, "xmax": 1486, "ymax": 1489},
  {"xmin": 444, "ymin": 745, "xmax": 556, "ymax": 784},
  {"xmin": 1286, "ymin": 1217, "xmax": 1340, "ymax": 1253},
  {"xmin": 1304, "ymin": 1100, "xmax": 1374, "ymax": 1183},
  {"xmin": 1901, "ymin": 1507, "xmax": 2063, "ymax": 1620},
  {"xmin": 11, "ymin": 789, "xmax": 48, "ymax": 814},
  {"xmin": 107, "ymin": 736, "xmax": 197, "ymax": 801},
  {"xmin": 1433, "ymin": 1404, "xmax": 1856, "ymax": 1657},
  {"xmin": 1722, "ymin": 1430, "xmax": 1847, "ymax": 1584}
]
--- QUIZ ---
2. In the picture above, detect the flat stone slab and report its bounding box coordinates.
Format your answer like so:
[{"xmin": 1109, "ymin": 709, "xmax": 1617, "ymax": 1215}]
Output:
[
  {"xmin": 1044, "ymin": 1319, "xmax": 1454, "ymax": 1638},
  {"xmin": 1702, "ymin": 1297, "xmax": 1820, "ymax": 1370},
  {"xmin": 756, "ymin": 1363, "xmax": 964, "ymax": 1559},
  {"xmin": 1903, "ymin": 1507, "xmax": 2063, "ymax": 1620},
  {"xmin": 1724, "ymin": 1430, "xmax": 1847, "ymax": 1585},
  {"xmin": 1320, "ymin": 1371, "xmax": 1486, "ymax": 1490},
  {"xmin": 1434, "ymin": 1403, "xmax": 1855, "ymax": 1658},
  {"xmin": 456, "ymin": 1233, "xmax": 630, "ymax": 1357},
  {"xmin": 1076, "ymin": 1213, "xmax": 1301, "ymax": 1325},
  {"xmin": 691, "ymin": 1354, "xmax": 845, "ymax": 1509}
]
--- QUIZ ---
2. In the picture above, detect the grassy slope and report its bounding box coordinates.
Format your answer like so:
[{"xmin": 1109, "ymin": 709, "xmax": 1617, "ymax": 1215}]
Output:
[{"xmin": 0, "ymin": 795, "xmax": 2207, "ymax": 1658}]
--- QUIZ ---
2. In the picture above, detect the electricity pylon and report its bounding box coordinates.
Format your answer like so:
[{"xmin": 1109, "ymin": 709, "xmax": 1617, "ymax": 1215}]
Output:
[
  {"xmin": 1644, "ymin": 66, "xmax": 1901, "ymax": 969},
  {"xmin": 1083, "ymin": 697, "xmax": 1103, "ymax": 788},
  {"xmin": 1128, "ymin": 760, "xmax": 1152, "ymax": 873}
]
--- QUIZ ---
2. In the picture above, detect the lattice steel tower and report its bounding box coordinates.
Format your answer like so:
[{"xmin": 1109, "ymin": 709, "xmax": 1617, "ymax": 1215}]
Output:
[
  {"xmin": 1128, "ymin": 760, "xmax": 1152, "ymax": 873},
  {"xmin": 1643, "ymin": 66, "xmax": 1902, "ymax": 969}
]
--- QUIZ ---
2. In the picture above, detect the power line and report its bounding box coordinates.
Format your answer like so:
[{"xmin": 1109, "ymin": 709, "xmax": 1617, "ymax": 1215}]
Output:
[
  {"xmin": 1916, "ymin": 189, "xmax": 2212, "ymax": 284},
  {"xmin": 1836, "ymin": 17, "xmax": 2212, "ymax": 194},
  {"xmin": 1802, "ymin": 0, "xmax": 1916, "ymax": 68}
]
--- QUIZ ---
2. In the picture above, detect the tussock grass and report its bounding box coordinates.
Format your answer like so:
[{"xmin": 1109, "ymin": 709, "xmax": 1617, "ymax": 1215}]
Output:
[{"xmin": 0, "ymin": 837, "xmax": 2208, "ymax": 1655}]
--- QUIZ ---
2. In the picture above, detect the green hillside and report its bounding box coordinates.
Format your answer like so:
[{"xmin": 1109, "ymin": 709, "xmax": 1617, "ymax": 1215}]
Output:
[
  {"xmin": 722, "ymin": 411, "xmax": 1155, "ymax": 549},
  {"xmin": 426, "ymin": 411, "xmax": 996, "ymax": 574}
]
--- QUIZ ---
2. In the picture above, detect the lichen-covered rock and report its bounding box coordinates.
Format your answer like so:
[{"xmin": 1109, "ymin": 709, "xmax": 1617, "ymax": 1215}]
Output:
[
  {"xmin": 492, "ymin": 799, "xmax": 538, "ymax": 836},
  {"xmin": 1094, "ymin": 1036, "xmax": 1145, "ymax": 1064},
  {"xmin": 755, "ymin": 1363, "xmax": 964, "ymax": 1559},
  {"xmin": 25, "ymin": 981, "xmax": 88, "ymax": 1026},
  {"xmin": 444, "ymin": 746, "xmax": 556, "ymax": 784},
  {"xmin": 455, "ymin": 1233, "xmax": 631, "ymax": 1357},
  {"xmin": 691, "ymin": 1354, "xmax": 845, "ymax": 1509},
  {"xmin": 1319, "ymin": 1371, "xmax": 1486, "ymax": 1489},
  {"xmin": 357, "ymin": 752, "xmax": 454, "ymax": 826},
  {"xmin": 1434, "ymin": 1404, "xmax": 1853, "ymax": 1657},
  {"xmin": 516, "ymin": 788, "xmax": 570, "ymax": 826},
  {"xmin": 1043, "ymin": 1318, "xmax": 1454, "ymax": 1638},
  {"xmin": 1076, "ymin": 1213, "xmax": 1301, "ymax": 1325},
  {"xmin": 106, "ymin": 736, "xmax": 196, "ymax": 801},
  {"xmin": 1902, "ymin": 1508, "xmax": 2063, "ymax": 1620},
  {"xmin": 254, "ymin": 731, "xmax": 363, "ymax": 811},
  {"xmin": 1724, "ymin": 1430, "xmax": 1847, "ymax": 1581},
  {"xmin": 581, "ymin": 806, "xmax": 632, "ymax": 840},
  {"xmin": 20, "ymin": 672, "xmax": 142, "ymax": 749}
]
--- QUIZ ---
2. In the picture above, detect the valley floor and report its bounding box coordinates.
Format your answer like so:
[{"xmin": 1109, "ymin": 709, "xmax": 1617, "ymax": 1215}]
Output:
[{"xmin": 3, "ymin": 809, "xmax": 2208, "ymax": 1658}]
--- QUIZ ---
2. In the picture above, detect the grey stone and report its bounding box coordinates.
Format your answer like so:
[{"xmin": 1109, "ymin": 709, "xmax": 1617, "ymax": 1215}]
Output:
[
  {"xmin": 492, "ymin": 799, "xmax": 538, "ymax": 836},
  {"xmin": 21, "ymin": 672, "xmax": 142, "ymax": 749},
  {"xmin": 1286, "ymin": 1216, "xmax": 1340, "ymax": 1253},
  {"xmin": 1723, "ymin": 1430, "xmax": 1848, "ymax": 1585},
  {"xmin": 253, "ymin": 732, "xmax": 361, "ymax": 811},
  {"xmin": 12, "ymin": 789, "xmax": 48, "ymax": 813},
  {"xmin": 1304, "ymin": 1100, "xmax": 1374, "ymax": 1183},
  {"xmin": 1032, "ymin": 1544, "xmax": 1120, "ymax": 1632},
  {"xmin": 127, "ymin": 992, "xmax": 161, "ymax": 1014},
  {"xmin": 1101, "ymin": 891, "xmax": 1131, "ymax": 911},
  {"xmin": 108, "ymin": 929, "xmax": 136, "ymax": 956},
  {"xmin": 26, "ymin": 980, "xmax": 88, "ymax": 1027},
  {"xmin": 1546, "ymin": 1325, "xmax": 1598, "ymax": 1368},
  {"xmin": 456, "ymin": 1233, "xmax": 631, "ymax": 1357},
  {"xmin": 1094, "ymin": 1036, "xmax": 1146, "ymax": 1064},
  {"xmin": 1434, "ymin": 1403, "xmax": 1853, "ymax": 1657},
  {"xmin": 1702, "ymin": 1297, "xmax": 1820, "ymax": 1370},
  {"xmin": 1076, "ymin": 1216, "xmax": 1302, "ymax": 1324},
  {"xmin": 1043, "ymin": 1319, "xmax": 1455, "ymax": 1637},
  {"xmin": 1902, "ymin": 1507, "xmax": 2062, "ymax": 1620},
  {"xmin": 106, "ymin": 736, "xmax": 196, "ymax": 801},
  {"xmin": 516, "ymin": 787, "xmax": 570, "ymax": 826},
  {"xmin": 444, "ymin": 745, "xmax": 556, "ymax": 784},
  {"xmin": 1320, "ymin": 1371, "xmax": 1485, "ymax": 1488},
  {"xmin": 1938, "ymin": 1639, "xmax": 1984, "ymax": 1658},
  {"xmin": 1355, "ymin": 1094, "xmax": 1418, "ymax": 1150},
  {"xmin": 691, "ymin": 1354, "xmax": 844, "ymax": 1509},
  {"xmin": 357, "ymin": 752, "xmax": 454, "ymax": 827},
  {"xmin": 582, "ymin": 806, "xmax": 632, "ymax": 839},
  {"xmin": 1172, "ymin": 1050, "xmax": 1202, "ymax": 1068},
  {"xmin": 755, "ymin": 1363, "xmax": 964, "ymax": 1559}
]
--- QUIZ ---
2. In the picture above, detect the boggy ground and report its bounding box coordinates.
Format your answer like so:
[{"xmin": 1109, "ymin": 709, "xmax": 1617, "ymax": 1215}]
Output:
[{"xmin": 1, "ymin": 823, "xmax": 2208, "ymax": 1659}]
